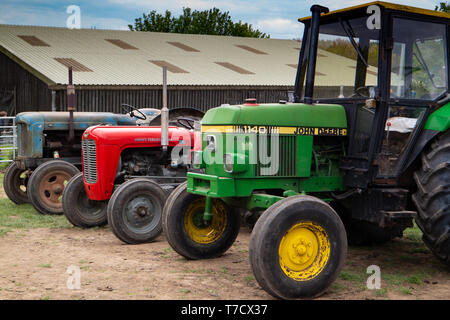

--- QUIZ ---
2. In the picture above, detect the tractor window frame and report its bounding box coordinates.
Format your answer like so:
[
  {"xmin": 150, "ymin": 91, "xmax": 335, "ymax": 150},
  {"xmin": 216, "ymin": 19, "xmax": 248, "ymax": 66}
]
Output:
[
  {"xmin": 387, "ymin": 14, "xmax": 449, "ymax": 105},
  {"xmin": 375, "ymin": 13, "xmax": 449, "ymax": 180}
]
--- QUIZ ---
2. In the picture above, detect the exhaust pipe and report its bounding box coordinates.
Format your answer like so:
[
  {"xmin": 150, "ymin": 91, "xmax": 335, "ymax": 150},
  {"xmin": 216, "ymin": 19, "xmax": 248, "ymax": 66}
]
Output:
[
  {"xmin": 67, "ymin": 66, "xmax": 76, "ymax": 141},
  {"xmin": 303, "ymin": 5, "xmax": 329, "ymax": 104},
  {"xmin": 161, "ymin": 66, "xmax": 169, "ymax": 152}
]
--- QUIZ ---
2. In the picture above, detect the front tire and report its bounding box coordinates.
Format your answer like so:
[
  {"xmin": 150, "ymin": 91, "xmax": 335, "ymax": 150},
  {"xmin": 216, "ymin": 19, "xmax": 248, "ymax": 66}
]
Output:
[
  {"xmin": 107, "ymin": 178, "xmax": 167, "ymax": 244},
  {"xmin": 162, "ymin": 182, "xmax": 240, "ymax": 260},
  {"xmin": 413, "ymin": 130, "xmax": 450, "ymax": 265},
  {"xmin": 3, "ymin": 162, "xmax": 30, "ymax": 204},
  {"xmin": 62, "ymin": 173, "xmax": 108, "ymax": 228},
  {"xmin": 27, "ymin": 160, "xmax": 79, "ymax": 215},
  {"xmin": 249, "ymin": 195, "xmax": 347, "ymax": 299}
]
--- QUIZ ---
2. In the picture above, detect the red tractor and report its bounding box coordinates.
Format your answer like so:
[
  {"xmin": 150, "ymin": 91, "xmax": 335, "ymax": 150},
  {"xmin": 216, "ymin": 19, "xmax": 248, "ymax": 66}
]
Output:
[{"xmin": 62, "ymin": 107, "xmax": 203, "ymax": 244}]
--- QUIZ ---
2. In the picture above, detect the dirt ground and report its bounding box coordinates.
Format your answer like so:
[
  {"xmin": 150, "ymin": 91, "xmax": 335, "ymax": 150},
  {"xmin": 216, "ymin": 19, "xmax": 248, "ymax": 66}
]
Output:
[{"xmin": 0, "ymin": 187, "xmax": 448, "ymax": 300}]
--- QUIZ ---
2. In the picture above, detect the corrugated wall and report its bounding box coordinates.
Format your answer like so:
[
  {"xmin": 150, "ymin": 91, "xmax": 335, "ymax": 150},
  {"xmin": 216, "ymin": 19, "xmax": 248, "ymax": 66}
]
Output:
[
  {"xmin": 0, "ymin": 51, "xmax": 52, "ymax": 113},
  {"xmin": 55, "ymin": 87, "xmax": 293, "ymax": 113}
]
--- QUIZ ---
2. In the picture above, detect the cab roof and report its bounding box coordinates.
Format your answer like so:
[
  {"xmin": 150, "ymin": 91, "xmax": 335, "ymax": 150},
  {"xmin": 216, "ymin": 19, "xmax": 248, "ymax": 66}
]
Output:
[{"xmin": 298, "ymin": 1, "xmax": 450, "ymax": 22}]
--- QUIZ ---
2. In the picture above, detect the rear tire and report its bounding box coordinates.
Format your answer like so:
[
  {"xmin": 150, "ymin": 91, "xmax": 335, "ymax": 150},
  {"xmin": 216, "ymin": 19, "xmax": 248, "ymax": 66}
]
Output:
[
  {"xmin": 27, "ymin": 160, "xmax": 80, "ymax": 215},
  {"xmin": 249, "ymin": 195, "xmax": 347, "ymax": 299},
  {"xmin": 162, "ymin": 182, "xmax": 240, "ymax": 260},
  {"xmin": 107, "ymin": 178, "xmax": 167, "ymax": 244},
  {"xmin": 62, "ymin": 173, "xmax": 108, "ymax": 228},
  {"xmin": 3, "ymin": 162, "xmax": 30, "ymax": 204},
  {"xmin": 412, "ymin": 130, "xmax": 450, "ymax": 265}
]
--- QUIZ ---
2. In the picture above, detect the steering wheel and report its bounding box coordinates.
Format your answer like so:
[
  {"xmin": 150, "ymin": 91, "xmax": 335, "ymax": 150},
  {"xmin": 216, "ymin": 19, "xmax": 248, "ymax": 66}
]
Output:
[
  {"xmin": 177, "ymin": 118, "xmax": 195, "ymax": 130},
  {"xmin": 121, "ymin": 103, "xmax": 147, "ymax": 120}
]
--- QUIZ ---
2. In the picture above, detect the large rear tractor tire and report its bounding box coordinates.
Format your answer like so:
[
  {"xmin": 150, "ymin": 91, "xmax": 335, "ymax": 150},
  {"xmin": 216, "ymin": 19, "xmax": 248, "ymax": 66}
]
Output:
[
  {"xmin": 3, "ymin": 162, "xmax": 30, "ymax": 204},
  {"xmin": 27, "ymin": 160, "xmax": 80, "ymax": 215},
  {"xmin": 62, "ymin": 173, "xmax": 108, "ymax": 228},
  {"xmin": 162, "ymin": 182, "xmax": 240, "ymax": 260},
  {"xmin": 249, "ymin": 195, "xmax": 347, "ymax": 299},
  {"xmin": 412, "ymin": 130, "xmax": 450, "ymax": 265},
  {"xmin": 107, "ymin": 178, "xmax": 167, "ymax": 244}
]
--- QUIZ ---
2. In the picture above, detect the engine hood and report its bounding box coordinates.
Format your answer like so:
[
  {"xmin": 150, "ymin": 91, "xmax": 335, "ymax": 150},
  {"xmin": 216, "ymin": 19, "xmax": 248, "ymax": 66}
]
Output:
[
  {"xmin": 201, "ymin": 103, "xmax": 347, "ymax": 129},
  {"xmin": 84, "ymin": 125, "xmax": 194, "ymax": 147}
]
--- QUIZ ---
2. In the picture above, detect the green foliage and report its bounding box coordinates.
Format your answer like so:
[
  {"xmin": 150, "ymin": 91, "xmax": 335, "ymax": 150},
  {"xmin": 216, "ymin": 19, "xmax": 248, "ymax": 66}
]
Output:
[
  {"xmin": 435, "ymin": 2, "xmax": 450, "ymax": 12},
  {"xmin": 129, "ymin": 7, "xmax": 269, "ymax": 38},
  {"xmin": 318, "ymin": 39, "xmax": 379, "ymax": 67}
]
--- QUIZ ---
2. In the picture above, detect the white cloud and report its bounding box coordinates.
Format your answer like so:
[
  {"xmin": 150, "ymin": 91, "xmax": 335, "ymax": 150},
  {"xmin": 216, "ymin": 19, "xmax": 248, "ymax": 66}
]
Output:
[
  {"xmin": 255, "ymin": 18, "xmax": 303, "ymax": 39},
  {"xmin": 256, "ymin": 18, "xmax": 299, "ymax": 33},
  {"xmin": 0, "ymin": 4, "xmax": 131, "ymax": 30},
  {"xmin": 108, "ymin": 0, "xmax": 233, "ymax": 11},
  {"xmin": 82, "ymin": 16, "xmax": 130, "ymax": 30},
  {"xmin": 0, "ymin": 5, "xmax": 66, "ymax": 27}
]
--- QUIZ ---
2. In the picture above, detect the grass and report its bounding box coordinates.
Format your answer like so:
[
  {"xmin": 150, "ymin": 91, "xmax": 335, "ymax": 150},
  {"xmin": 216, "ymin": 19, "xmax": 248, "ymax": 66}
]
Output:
[
  {"xmin": 398, "ymin": 287, "xmax": 413, "ymax": 295},
  {"xmin": 0, "ymin": 171, "xmax": 69, "ymax": 235},
  {"xmin": 0, "ymin": 197, "xmax": 71, "ymax": 236},
  {"xmin": 374, "ymin": 288, "xmax": 388, "ymax": 297},
  {"xmin": 403, "ymin": 223, "xmax": 423, "ymax": 242},
  {"xmin": 330, "ymin": 222, "xmax": 449, "ymax": 299},
  {"xmin": 178, "ymin": 289, "xmax": 191, "ymax": 294}
]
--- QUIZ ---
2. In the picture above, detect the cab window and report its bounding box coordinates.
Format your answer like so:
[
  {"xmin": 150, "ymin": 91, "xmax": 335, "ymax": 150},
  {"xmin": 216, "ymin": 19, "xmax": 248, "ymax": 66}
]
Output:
[{"xmin": 391, "ymin": 18, "xmax": 448, "ymax": 100}]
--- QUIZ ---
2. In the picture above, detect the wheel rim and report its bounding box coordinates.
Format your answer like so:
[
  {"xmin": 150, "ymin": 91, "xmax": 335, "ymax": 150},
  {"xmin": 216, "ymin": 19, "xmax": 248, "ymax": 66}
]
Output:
[
  {"xmin": 184, "ymin": 198, "xmax": 227, "ymax": 244},
  {"xmin": 122, "ymin": 194, "xmax": 161, "ymax": 234},
  {"xmin": 278, "ymin": 221, "xmax": 330, "ymax": 281},
  {"xmin": 12, "ymin": 169, "xmax": 29, "ymax": 197},
  {"xmin": 38, "ymin": 170, "xmax": 72, "ymax": 210}
]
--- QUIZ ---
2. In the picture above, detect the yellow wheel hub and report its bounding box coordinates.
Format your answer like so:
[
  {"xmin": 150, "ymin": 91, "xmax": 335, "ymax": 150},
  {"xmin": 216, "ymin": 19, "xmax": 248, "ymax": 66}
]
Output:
[
  {"xmin": 184, "ymin": 198, "xmax": 227, "ymax": 244},
  {"xmin": 279, "ymin": 221, "xmax": 330, "ymax": 281}
]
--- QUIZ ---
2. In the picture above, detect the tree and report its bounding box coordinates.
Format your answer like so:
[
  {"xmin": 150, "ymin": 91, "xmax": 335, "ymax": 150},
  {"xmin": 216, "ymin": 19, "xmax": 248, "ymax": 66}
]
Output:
[
  {"xmin": 128, "ymin": 7, "xmax": 269, "ymax": 38},
  {"xmin": 435, "ymin": 2, "xmax": 450, "ymax": 12}
]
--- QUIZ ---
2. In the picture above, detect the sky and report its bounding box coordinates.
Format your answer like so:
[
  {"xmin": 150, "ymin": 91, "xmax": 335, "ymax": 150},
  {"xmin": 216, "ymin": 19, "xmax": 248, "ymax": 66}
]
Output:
[{"xmin": 0, "ymin": 0, "xmax": 442, "ymax": 39}]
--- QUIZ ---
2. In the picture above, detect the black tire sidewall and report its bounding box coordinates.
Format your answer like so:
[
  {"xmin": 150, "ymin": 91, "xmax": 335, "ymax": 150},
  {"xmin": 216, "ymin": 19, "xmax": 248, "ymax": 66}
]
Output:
[
  {"xmin": 62, "ymin": 173, "xmax": 107, "ymax": 227},
  {"xmin": 252, "ymin": 196, "xmax": 347, "ymax": 299},
  {"xmin": 3, "ymin": 162, "xmax": 29, "ymax": 204},
  {"xmin": 107, "ymin": 179, "xmax": 167, "ymax": 244},
  {"xmin": 413, "ymin": 130, "xmax": 450, "ymax": 264},
  {"xmin": 163, "ymin": 184, "xmax": 240, "ymax": 260}
]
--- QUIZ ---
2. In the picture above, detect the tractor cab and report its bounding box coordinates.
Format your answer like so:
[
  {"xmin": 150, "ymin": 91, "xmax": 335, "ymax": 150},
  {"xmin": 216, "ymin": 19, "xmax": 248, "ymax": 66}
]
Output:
[{"xmin": 295, "ymin": 2, "xmax": 449, "ymax": 188}]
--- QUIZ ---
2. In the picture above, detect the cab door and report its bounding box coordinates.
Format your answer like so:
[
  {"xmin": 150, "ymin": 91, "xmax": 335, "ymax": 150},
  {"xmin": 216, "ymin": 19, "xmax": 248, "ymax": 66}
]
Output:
[{"xmin": 375, "ymin": 16, "xmax": 448, "ymax": 179}]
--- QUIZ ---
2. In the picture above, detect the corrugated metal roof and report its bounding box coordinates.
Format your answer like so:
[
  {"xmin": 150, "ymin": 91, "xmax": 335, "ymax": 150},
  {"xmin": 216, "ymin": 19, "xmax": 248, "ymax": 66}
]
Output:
[{"xmin": 0, "ymin": 24, "xmax": 376, "ymax": 87}]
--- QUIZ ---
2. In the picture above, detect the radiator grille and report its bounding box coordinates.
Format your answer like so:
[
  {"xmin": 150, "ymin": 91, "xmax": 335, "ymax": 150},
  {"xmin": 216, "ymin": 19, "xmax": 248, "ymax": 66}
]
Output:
[
  {"xmin": 82, "ymin": 139, "xmax": 97, "ymax": 184},
  {"xmin": 256, "ymin": 135, "xmax": 296, "ymax": 177}
]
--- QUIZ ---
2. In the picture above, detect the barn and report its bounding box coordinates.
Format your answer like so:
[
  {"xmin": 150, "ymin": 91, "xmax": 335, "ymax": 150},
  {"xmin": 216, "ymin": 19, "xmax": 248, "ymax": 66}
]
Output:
[{"xmin": 0, "ymin": 24, "xmax": 369, "ymax": 115}]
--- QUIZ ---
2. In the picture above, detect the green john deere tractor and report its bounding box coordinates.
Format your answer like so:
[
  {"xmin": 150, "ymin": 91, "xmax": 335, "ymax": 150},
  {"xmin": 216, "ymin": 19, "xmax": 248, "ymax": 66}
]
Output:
[{"xmin": 162, "ymin": 2, "xmax": 450, "ymax": 299}]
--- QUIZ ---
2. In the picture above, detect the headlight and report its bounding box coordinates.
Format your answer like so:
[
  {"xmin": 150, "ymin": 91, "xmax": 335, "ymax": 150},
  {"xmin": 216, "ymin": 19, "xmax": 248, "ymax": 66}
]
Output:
[
  {"xmin": 224, "ymin": 153, "xmax": 233, "ymax": 173},
  {"xmin": 192, "ymin": 151, "xmax": 204, "ymax": 169},
  {"xmin": 206, "ymin": 135, "xmax": 216, "ymax": 152},
  {"xmin": 224, "ymin": 153, "xmax": 247, "ymax": 174}
]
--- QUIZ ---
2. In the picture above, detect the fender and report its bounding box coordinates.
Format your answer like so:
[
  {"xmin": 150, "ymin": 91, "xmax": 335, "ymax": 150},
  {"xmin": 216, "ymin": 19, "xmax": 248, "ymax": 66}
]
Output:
[
  {"xmin": 424, "ymin": 102, "xmax": 450, "ymax": 132},
  {"xmin": 401, "ymin": 101, "xmax": 449, "ymax": 174}
]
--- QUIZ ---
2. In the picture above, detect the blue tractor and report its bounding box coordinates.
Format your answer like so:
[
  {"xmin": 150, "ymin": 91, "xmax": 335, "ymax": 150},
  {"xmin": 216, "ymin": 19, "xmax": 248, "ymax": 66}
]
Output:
[{"xmin": 3, "ymin": 106, "xmax": 160, "ymax": 215}]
